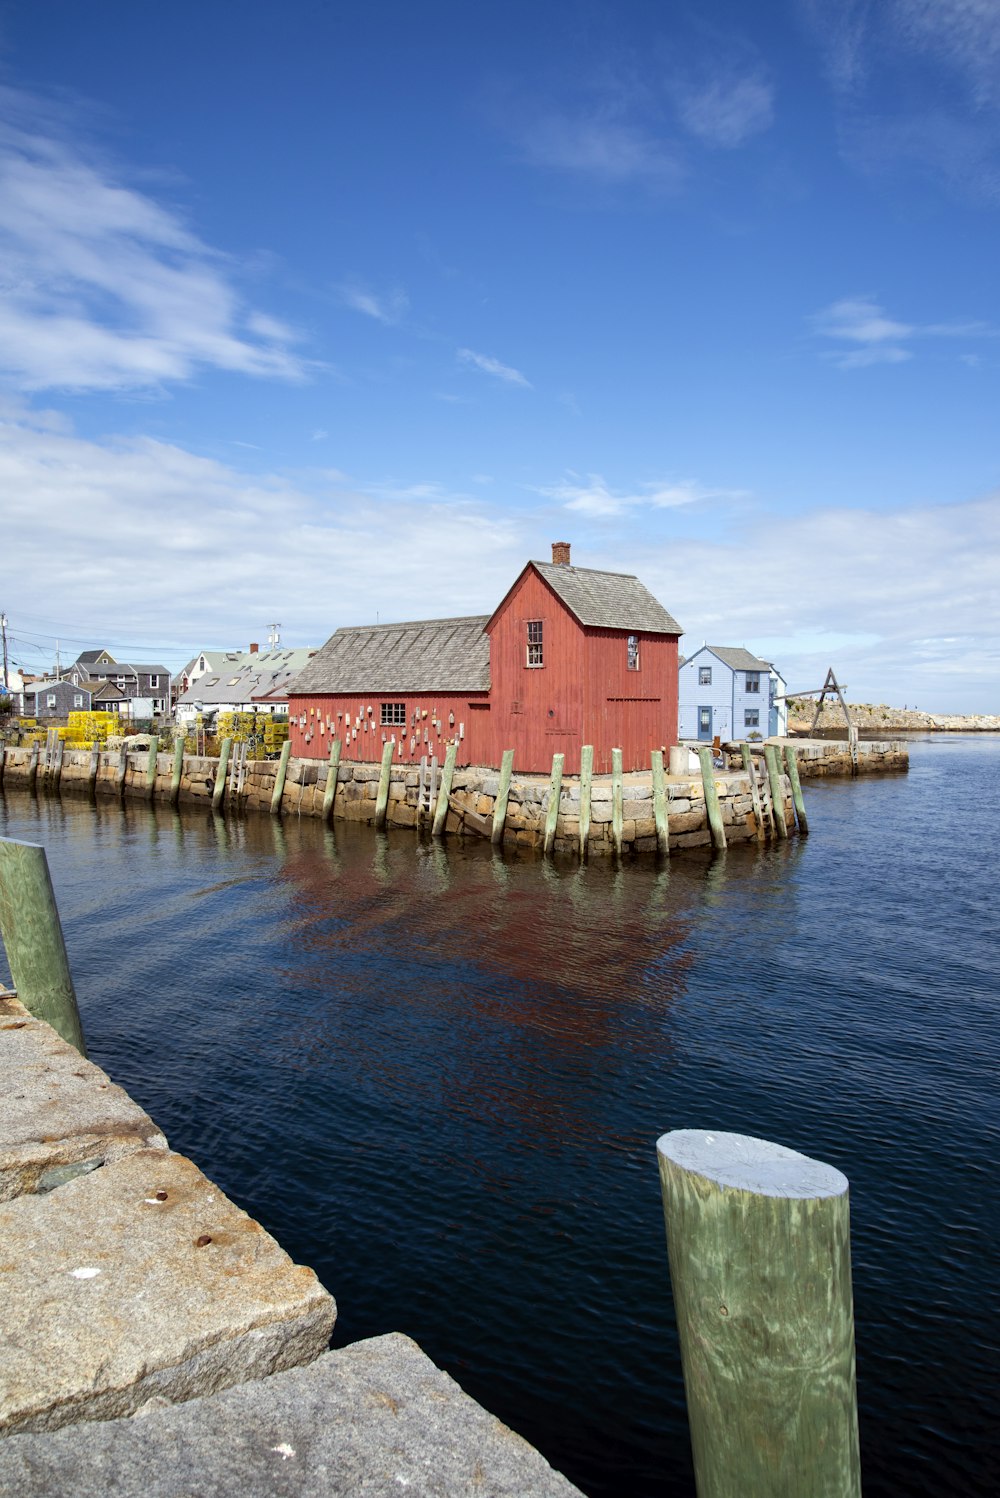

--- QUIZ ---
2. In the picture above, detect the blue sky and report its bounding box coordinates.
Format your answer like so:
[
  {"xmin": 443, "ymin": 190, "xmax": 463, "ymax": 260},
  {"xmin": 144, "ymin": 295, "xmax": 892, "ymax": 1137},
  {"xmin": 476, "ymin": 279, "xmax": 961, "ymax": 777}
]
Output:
[{"xmin": 1, "ymin": 0, "xmax": 998, "ymax": 710}]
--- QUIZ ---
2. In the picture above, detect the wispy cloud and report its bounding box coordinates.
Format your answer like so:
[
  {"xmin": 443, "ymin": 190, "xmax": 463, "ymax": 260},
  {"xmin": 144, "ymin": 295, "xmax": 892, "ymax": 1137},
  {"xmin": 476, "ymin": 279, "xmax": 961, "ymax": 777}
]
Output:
[
  {"xmin": 800, "ymin": 0, "xmax": 1000, "ymax": 200},
  {"xmin": 0, "ymin": 87, "xmax": 311, "ymax": 392},
  {"xmin": 515, "ymin": 112, "xmax": 684, "ymax": 188},
  {"xmin": 540, "ymin": 473, "xmax": 747, "ymax": 517},
  {"xmin": 339, "ymin": 281, "xmax": 409, "ymax": 325},
  {"xmin": 812, "ymin": 295, "xmax": 1000, "ymax": 367},
  {"xmin": 457, "ymin": 348, "xmax": 531, "ymax": 388},
  {"xmin": 668, "ymin": 70, "xmax": 774, "ymax": 148}
]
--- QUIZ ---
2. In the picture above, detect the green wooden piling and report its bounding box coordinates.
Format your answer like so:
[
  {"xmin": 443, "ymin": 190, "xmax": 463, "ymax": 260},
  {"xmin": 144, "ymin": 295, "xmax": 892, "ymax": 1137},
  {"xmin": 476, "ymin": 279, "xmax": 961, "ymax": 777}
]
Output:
[
  {"xmin": 657, "ymin": 1128, "xmax": 860, "ymax": 1498},
  {"xmin": 0, "ymin": 837, "xmax": 87, "ymax": 1055},
  {"xmin": 145, "ymin": 735, "xmax": 159, "ymax": 801},
  {"xmin": 212, "ymin": 736, "xmax": 232, "ymax": 814},
  {"xmin": 491, "ymin": 749, "xmax": 514, "ymax": 846},
  {"xmin": 27, "ymin": 739, "xmax": 39, "ymax": 794},
  {"xmin": 697, "ymin": 747, "xmax": 727, "ymax": 851},
  {"xmin": 115, "ymin": 743, "xmax": 128, "ymax": 801},
  {"xmin": 740, "ymin": 744, "xmax": 766, "ymax": 840},
  {"xmin": 87, "ymin": 746, "xmax": 100, "ymax": 798},
  {"xmin": 651, "ymin": 749, "xmax": 669, "ymax": 856},
  {"xmin": 578, "ymin": 745, "xmax": 593, "ymax": 862},
  {"xmin": 0, "ymin": 745, "xmax": 5, "ymax": 790},
  {"xmin": 763, "ymin": 743, "xmax": 788, "ymax": 839},
  {"xmin": 543, "ymin": 753, "xmax": 564, "ymax": 856},
  {"xmin": 169, "ymin": 738, "xmax": 184, "ymax": 807},
  {"xmin": 783, "ymin": 745, "xmax": 809, "ymax": 834},
  {"xmin": 374, "ymin": 739, "xmax": 395, "ymax": 830},
  {"xmin": 611, "ymin": 748, "xmax": 624, "ymax": 858},
  {"xmin": 269, "ymin": 739, "xmax": 290, "ymax": 817},
  {"xmin": 52, "ymin": 736, "xmax": 65, "ymax": 794},
  {"xmin": 432, "ymin": 742, "xmax": 458, "ymax": 837},
  {"xmin": 322, "ymin": 738, "xmax": 342, "ymax": 823}
]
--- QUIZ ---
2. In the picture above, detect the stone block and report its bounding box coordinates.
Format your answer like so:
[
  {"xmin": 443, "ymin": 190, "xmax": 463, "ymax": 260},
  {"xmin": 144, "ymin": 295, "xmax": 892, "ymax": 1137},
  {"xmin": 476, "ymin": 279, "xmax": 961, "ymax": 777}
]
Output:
[
  {"xmin": 666, "ymin": 810, "xmax": 705, "ymax": 834},
  {"xmin": 390, "ymin": 804, "xmax": 417, "ymax": 828},
  {"xmin": 673, "ymin": 829, "xmax": 711, "ymax": 848},
  {"xmin": 0, "ymin": 1334, "xmax": 581, "ymax": 1497},
  {"xmin": 590, "ymin": 802, "xmax": 613, "ymax": 823},
  {"xmin": 0, "ymin": 999, "xmax": 167, "ymax": 1203},
  {"xmin": 477, "ymin": 794, "xmax": 493, "ymax": 816},
  {"xmin": 664, "ymin": 796, "xmax": 691, "ymax": 814},
  {"xmin": 0, "ymin": 1149, "xmax": 335, "ymax": 1436}
]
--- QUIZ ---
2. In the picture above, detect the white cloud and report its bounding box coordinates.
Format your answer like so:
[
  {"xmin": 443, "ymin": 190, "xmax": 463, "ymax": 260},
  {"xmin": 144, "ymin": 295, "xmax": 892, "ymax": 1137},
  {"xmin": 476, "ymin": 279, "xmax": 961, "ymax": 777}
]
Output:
[
  {"xmin": 0, "ymin": 87, "xmax": 310, "ymax": 392},
  {"xmin": 339, "ymin": 282, "xmax": 409, "ymax": 325},
  {"xmin": 669, "ymin": 71, "xmax": 774, "ymax": 148},
  {"xmin": 812, "ymin": 295, "xmax": 1000, "ymax": 367},
  {"xmin": 457, "ymin": 348, "xmax": 531, "ymax": 388},
  {"xmin": 541, "ymin": 473, "xmax": 747, "ymax": 517},
  {"xmin": 515, "ymin": 112, "xmax": 684, "ymax": 188}
]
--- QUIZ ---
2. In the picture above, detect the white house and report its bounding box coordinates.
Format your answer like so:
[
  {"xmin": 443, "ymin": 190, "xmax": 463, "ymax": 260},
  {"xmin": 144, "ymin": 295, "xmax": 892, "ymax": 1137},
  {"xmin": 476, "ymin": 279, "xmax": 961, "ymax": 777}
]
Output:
[
  {"xmin": 679, "ymin": 646, "xmax": 787, "ymax": 742},
  {"xmin": 174, "ymin": 646, "xmax": 318, "ymax": 725}
]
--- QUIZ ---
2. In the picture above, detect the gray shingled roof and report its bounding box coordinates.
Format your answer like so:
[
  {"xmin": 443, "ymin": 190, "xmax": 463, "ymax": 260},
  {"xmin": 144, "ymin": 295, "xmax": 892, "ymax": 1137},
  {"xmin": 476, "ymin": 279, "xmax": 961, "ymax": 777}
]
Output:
[
  {"xmin": 289, "ymin": 617, "xmax": 491, "ymax": 695},
  {"xmin": 531, "ymin": 562, "xmax": 682, "ymax": 634},
  {"xmin": 176, "ymin": 648, "xmax": 317, "ymax": 708},
  {"xmin": 703, "ymin": 645, "xmax": 770, "ymax": 671}
]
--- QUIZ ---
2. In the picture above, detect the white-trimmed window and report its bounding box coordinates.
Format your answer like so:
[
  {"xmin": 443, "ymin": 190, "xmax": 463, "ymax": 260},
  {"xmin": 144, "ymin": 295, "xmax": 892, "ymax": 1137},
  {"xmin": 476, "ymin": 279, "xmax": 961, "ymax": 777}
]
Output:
[
  {"xmin": 627, "ymin": 634, "xmax": 640, "ymax": 671},
  {"xmin": 149, "ymin": 674, "xmax": 160, "ymax": 689},
  {"xmin": 47, "ymin": 693, "xmax": 57, "ymax": 708},
  {"xmin": 746, "ymin": 672, "xmax": 760, "ymax": 693},
  {"xmin": 152, "ymin": 699, "xmax": 164, "ymax": 713},
  {"xmin": 526, "ymin": 620, "xmax": 544, "ymax": 667},
  {"xmin": 744, "ymin": 709, "xmax": 760, "ymax": 728},
  {"xmin": 699, "ymin": 666, "xmax": 712, "ymax": 685},
  {"xmin": 73, "ymin": 694, "xmax": 84, "ymax": 708},
  {"xmin": 380, "ymin": 701, "xmax": 406, "ymax": 725}
]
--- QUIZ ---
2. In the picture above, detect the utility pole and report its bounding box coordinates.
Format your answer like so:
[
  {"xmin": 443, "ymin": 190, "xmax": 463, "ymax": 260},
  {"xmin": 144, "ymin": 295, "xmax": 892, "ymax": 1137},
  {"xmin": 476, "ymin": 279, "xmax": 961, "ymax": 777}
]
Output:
[
  {"xmin": 1, "ymin": 612, "xmax": 8, "ymax": 692},
  {"xmin": 267, "ymin": 621, "xmax": 282, "ymax": 650}
]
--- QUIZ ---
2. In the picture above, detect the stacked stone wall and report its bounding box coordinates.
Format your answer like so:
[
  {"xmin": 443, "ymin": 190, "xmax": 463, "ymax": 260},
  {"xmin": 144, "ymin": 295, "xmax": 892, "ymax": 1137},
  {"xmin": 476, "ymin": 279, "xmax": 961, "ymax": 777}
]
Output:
[
  {"xmin": 782, "ymin": 738, "xmax": 908, "ymax": 778},
  {"xmin": 0, "ymin": 746, "xmax": 800, "ymax": 856}
]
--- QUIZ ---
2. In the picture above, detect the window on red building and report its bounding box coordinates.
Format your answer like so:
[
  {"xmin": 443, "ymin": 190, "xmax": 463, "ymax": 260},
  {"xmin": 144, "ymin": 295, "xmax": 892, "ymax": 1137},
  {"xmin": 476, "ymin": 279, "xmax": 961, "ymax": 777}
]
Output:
[
  {"xmin": 526, "ymin": 620, "xmax": 544, "ymax": 667},
  {"xmin": 627, "ymin": 634, "xmax": 640, "ymax": 670}
]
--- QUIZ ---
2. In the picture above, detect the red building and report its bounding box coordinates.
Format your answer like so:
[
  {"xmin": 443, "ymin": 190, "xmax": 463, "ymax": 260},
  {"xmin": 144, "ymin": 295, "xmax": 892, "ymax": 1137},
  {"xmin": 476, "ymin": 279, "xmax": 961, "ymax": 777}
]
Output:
[{"xmin": 287, "ymin": 544, "xmax": 682, "ymax": 774}]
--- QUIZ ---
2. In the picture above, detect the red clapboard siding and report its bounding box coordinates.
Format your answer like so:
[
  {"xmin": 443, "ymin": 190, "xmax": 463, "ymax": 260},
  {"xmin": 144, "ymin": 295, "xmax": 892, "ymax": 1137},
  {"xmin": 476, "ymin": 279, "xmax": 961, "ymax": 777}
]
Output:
[{"xmin": 288, "ymin": 691, "xmax": 489, "ymax": 764}]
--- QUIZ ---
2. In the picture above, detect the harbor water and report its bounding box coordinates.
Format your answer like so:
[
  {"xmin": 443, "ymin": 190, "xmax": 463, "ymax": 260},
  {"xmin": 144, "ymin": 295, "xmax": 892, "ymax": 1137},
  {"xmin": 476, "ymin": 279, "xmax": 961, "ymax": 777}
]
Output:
[{"xmin": 1, "ymin": 735, "xmax": 996, "ymax": 1496}]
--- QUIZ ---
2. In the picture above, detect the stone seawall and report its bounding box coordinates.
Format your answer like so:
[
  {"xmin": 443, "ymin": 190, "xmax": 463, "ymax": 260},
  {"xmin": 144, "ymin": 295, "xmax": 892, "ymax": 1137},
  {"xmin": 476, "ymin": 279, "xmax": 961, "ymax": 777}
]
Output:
[
  {"xmin": 780, "ymin": 737, "xmax": 908, "ymax": 777},
  {"xmin": 0, "ymin": 746, "xmax": 798, "ymax": 854}
]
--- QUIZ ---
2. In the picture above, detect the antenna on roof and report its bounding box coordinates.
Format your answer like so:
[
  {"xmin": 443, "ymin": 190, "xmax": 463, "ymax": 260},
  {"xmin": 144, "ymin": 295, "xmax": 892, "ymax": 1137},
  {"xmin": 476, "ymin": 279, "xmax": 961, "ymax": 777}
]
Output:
[{"xmin": 267, "ymin": 622, "xmax": 282, "ymax": 649}]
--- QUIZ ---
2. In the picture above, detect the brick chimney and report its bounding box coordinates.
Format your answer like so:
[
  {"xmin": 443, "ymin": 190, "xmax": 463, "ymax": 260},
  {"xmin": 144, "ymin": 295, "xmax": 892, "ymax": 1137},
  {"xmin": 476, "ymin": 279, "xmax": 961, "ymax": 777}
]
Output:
[
  {"xmin": 551, "ymin": 541, "xmax": 571, "ymax": 565},
  {"xmin": 249, "ymin": 642, "xmax": 259, "ymax": 654}
]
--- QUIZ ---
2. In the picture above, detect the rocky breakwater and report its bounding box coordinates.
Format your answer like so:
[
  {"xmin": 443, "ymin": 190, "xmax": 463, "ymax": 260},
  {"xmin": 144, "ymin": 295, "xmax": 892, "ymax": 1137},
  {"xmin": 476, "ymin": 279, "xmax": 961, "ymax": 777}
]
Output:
[{"xmin": 788, "ymin": 701, "xmax": 1000, "ymax": 734}]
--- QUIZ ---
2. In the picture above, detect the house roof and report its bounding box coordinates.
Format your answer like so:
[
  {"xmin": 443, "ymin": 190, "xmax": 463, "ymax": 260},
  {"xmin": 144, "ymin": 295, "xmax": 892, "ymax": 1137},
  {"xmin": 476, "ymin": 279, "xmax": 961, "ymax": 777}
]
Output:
[
  {"xmin": 76, "ymin": 648, "xmax": 117, "ymax": 666},
  {"xmin": 702, "ymin": 645, "xmax": 770, "ymax": 672},
  {"xmin": 523, "ymin": 562, "xmax": 682, "ymax": 635},
  {"xmin": 289, "ymin": 617, "xmax": 492, "ymax": 696},
  {"xmin": 176, "ymin": 648, "xmax": 318, "ymax": 708}
]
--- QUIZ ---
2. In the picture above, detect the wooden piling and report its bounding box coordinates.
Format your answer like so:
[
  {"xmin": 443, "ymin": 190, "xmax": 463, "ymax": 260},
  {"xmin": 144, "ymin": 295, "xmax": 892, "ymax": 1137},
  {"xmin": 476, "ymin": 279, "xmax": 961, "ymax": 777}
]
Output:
[
  {"xmin": 491, "ymin": 749, "xmax": 514, "ymax": 846},
  {"xmin": 657, "ymin": 1128, "xmax": 860, "ymax": 1498},
  {"xmin": 697, "ymin": 747, "xmax": 727, "ymax": 851},
  {"xmin": 432, "ymin": 742, "xmax": 457, "ymax": 837},
  {"xmin": 115, "ymin": 743, "xmax": 128, "ymax": 801},
  {"xmin": 145, "ymin": 736, "xmax": 159, "ymax": 801},
  {"xmin": 578, "ymin": 745, "xmax": 593, "ymax": 862},
  {"xmin": 783, "ymin": 745, "xmax": 809, "ymax": 834},
  {"xmin": 210, "ymin": 736, "xmax": 231, "ymax": 814},
  {"xmin": 269, "ymin": 739, "xmax": 290, "ymax": 817},
  {"xmin": 322, "ymin": 738, "xmax": 342, "ymax": 823},
  {"xmin": 169, "ymin": 738, "xmax": 184, "ymax": 808},
  {"xmin": 0, "ymin": 744, "xmax": 5, "ymax": 790},
  {"xmin": 763, "ymin": 744, "xmax": 788, "ymax": 840},
  {"xmin": 52, "ymin": 735, "xmax": 65, "ymax": 793},
  {"xmin": 374, "ymin": 739, "xmax": 394, "ymax": 830},
  {"xmin": 543, "ymin": 753, "xmax": 564, "ymax": 856},
  {"xmin": 651, "ymin": 749, "xmax": 669, "ymax": 856},
  {"xmin": 740, "ymin": 745, "xmax": 766, "ymax": 840},
  {"xmin": 0, "ymin": 837, "xmax": 87, "ymax": 1056},
  {"xmin": 27, "ymin": 740, "xmax": 39, "ymax": 795},
  {"xmin": 611, "ymin": 748, "xmax": 624, "ymax": 858},
  {"xmin": 88, "ymin": 746, "xmax": 100, "ymax": 798}
]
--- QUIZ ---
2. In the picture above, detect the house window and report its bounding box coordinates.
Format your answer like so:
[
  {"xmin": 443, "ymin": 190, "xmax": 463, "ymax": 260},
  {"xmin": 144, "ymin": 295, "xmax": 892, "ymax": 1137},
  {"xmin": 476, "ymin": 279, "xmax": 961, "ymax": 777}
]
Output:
[
  {"xmin": 744, "ymin": 710, "xmax": 760, "ymax": 729},
  {"xmin": 115, "ymin": 676, "xmax": 126, "ymax": 689},
  {"xmin": 699, "ymin": 666, "xmax": 712, "ymax": 686},
  {"xmin": 746, "ymin": 672, "xmax": 760, "ymax": 693},
  {"xmin": 380, "ymin": 702, "xmax": 406, "ymax": 725},
  {"xmin": 47, "ymin": 693, "xmax": 57, "ymax": 708},
  {"xmin": 73, "ymin": 694, "xmax": 84, "ymax": 708},
  {"xmin": 627, "ymin": 635, "xmax": 640, "ymax": 671},
  {"xmin": 152, "ymin": 699, "xmax": 164, "ymax": 713},
  {"xmin": 526, "ymin": 620, "xmax": 544, "ymax": 667},
  {"xmin": 149, "ymin": 675, "xmax": 160, "ymax": 689}
]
